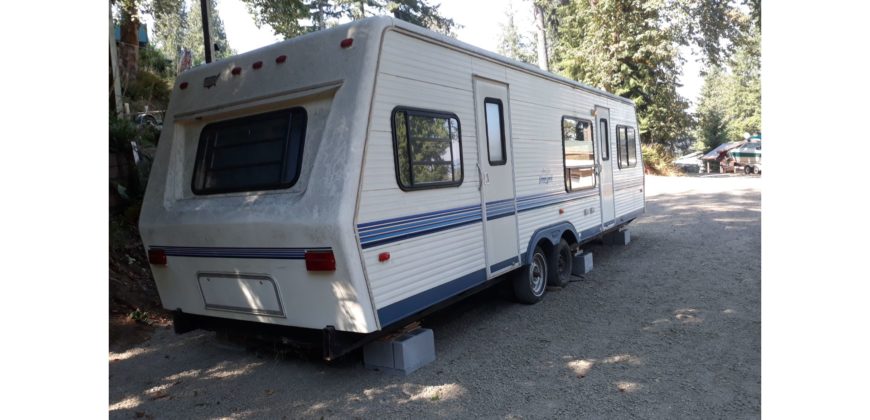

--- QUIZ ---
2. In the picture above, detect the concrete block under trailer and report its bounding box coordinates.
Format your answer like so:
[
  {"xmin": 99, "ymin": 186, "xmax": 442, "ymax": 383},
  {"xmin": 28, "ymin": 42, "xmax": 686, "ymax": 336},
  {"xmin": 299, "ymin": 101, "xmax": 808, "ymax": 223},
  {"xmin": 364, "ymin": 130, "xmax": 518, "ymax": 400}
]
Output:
[{"xmin": 139, "ymin": 17, "xmax": 645, "ymax": 360}]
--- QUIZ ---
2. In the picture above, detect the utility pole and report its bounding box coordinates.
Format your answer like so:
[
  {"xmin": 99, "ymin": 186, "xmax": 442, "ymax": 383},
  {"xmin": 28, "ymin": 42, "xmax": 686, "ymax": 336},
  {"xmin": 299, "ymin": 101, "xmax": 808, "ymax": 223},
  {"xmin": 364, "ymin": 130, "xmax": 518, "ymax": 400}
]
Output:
[
  {"xmin": 109, "ymin": 4, "xmax": 123, "ymax": 116},
  {"xmin": 200, "ymin": 0, "xmax": 214, "ymax": 63}
]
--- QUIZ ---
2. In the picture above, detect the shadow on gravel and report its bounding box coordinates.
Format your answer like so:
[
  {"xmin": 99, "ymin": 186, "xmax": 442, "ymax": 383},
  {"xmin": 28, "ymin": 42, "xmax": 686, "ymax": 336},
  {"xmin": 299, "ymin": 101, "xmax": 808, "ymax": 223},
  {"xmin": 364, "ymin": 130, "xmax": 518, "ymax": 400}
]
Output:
[{"xmin": 110, "ymin": 187, "xmax": 761, "ymax": 419}]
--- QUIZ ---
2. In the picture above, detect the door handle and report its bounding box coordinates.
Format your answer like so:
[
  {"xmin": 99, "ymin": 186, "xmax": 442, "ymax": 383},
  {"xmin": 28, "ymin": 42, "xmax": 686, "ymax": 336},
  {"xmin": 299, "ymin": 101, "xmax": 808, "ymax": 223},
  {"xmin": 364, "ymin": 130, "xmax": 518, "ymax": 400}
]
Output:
[
  {"xmin": 477, "ymin": 163, "xmax": 483, "ymax": 191},
  {"xmin": 594, "ymin": 164, "xmax": 601, "ymax": 175}
]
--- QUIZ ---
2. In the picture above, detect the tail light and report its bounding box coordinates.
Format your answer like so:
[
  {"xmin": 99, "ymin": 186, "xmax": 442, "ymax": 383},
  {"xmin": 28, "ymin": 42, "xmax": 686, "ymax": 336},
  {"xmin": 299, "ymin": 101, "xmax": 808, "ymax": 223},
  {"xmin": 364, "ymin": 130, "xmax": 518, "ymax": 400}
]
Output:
[
  {"xmin": 305, "ymin": 250, "xmax": 336, "ymax": 271},
  {"xmin": 148, "ymin": 249, "xmax": 167, "ymax": 266}
]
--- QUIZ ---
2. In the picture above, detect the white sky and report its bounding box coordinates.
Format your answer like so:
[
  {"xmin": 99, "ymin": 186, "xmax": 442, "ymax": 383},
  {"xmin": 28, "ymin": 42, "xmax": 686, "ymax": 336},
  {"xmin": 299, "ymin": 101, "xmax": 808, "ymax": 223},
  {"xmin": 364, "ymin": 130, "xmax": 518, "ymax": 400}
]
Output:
[{"xmin": 212, "ymin": 0, "xmax": 702, "ymax": 109}]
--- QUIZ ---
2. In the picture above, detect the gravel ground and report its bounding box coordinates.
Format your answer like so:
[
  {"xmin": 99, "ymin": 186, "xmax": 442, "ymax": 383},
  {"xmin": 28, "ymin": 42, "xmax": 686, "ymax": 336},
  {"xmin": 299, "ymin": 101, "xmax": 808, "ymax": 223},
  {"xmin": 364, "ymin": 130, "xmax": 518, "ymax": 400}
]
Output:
[{"xmin": 109, "ymin": 174, "xmax": 761, "ymax": 419}]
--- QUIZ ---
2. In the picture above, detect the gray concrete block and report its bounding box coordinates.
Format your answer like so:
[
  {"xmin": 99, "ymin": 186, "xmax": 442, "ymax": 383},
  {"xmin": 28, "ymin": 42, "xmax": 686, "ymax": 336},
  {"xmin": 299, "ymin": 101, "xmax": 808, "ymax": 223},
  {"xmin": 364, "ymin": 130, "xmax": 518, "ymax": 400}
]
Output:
[
  {"xmin": 362, "ymin": 338, "xmax": 395, "ymax": 369},
  {"xmin": 364, "ymin": 328, "xmax": 435, "ymax": 375},
  {"xmin": 572, "ymin": 251, "xmax": 593, "ymax": 275},
  {"xmin": 604, "ymin": 229, "xmax": 631, "ymax": 246}
]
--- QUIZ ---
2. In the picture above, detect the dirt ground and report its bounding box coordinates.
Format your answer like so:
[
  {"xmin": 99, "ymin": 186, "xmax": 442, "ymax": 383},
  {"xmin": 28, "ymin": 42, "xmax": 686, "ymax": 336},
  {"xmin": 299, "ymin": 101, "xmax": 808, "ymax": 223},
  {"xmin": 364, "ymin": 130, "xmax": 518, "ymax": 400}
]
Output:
[{"xmin": 109, "ymin": 174, "xmax": 761, "ymax": 419}]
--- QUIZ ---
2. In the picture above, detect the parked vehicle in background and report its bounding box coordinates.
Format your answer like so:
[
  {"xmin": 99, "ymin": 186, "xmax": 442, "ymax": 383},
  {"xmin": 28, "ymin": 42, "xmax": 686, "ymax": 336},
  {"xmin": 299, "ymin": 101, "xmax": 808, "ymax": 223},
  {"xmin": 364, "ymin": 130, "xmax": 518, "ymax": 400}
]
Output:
[{"xmin": 674, "ymin": 151, "xmax": 704, "ymax": 173}]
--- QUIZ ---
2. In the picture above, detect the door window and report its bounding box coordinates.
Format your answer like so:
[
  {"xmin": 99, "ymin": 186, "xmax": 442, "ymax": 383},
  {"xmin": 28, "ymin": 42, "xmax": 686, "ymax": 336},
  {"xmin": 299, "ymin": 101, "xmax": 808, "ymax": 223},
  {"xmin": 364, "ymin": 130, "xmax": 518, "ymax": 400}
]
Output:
[{"xmin": 484, "ymin": 98, "xmax": 506, "ymax": 165}]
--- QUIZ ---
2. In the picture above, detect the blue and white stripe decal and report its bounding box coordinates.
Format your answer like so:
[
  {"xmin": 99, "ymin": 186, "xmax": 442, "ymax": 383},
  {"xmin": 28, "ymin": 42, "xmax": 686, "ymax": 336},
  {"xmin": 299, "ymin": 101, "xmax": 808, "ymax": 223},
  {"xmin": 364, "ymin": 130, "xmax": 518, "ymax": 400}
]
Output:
[
  {"xmin": 485, "ymin": 198, "xmax": 517, "ymax": 221},
  {"xmin": 149, "ymin": 246, "xmax": 331, "ymax": 259},
  {"xmin": 357, "ymin": 204, "xmax": 483, "ymax": 249},
  {"xmin": 358, "ymin": 190, "xmax": 602, "ymax": 248}
]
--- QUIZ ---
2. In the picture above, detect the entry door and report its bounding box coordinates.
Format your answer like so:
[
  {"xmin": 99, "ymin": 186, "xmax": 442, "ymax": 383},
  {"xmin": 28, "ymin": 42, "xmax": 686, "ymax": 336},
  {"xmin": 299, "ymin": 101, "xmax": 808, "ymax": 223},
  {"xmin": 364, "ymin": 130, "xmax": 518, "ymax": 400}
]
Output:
[
  {"xmin": 473, "ymin": 78, "xmax": 520, "ymax": 277},
  {"xmin": 595, "ymin": 106, "xmax": 616, "ymax": 226}
]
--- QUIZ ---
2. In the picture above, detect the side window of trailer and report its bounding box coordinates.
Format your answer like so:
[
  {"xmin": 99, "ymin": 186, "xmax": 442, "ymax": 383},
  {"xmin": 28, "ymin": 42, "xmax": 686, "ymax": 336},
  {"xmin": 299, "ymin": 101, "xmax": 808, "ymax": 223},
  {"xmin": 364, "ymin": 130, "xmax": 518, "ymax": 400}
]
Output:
[
  {"xmin": 392, "ymin": 107, "xmax": 463, "ymax": 190},
  {"xmin": 191, "ymin": 107, "xmax": 307, "ymax": 195},
  {"xmin": 562, "ymin": 117, "xmax": 596, "ymax": 191},
  {"xmin": 616, "ymin": 125, "xmax": 638, "ymax": 169}
]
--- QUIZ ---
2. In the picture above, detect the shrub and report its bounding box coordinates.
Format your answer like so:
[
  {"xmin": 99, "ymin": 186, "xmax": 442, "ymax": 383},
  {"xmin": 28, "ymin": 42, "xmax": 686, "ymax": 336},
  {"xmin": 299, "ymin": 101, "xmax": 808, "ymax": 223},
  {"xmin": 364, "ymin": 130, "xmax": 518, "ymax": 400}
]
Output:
[
  {"xmin": 125, "ymin": 69, "xmax": 171, "ymax": 110},
  {"xmin": 641, "ymin": 143, "xmax": 680, "ymax": 176}
]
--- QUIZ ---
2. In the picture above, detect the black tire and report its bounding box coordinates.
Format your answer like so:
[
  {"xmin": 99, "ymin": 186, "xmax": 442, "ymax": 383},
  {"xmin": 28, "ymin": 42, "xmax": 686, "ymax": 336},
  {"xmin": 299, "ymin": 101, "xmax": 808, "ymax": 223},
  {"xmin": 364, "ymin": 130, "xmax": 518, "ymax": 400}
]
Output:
[
  {"xmin": 548, "ymin": 239, "xmax": 573, "ymax": 287},
  {"xmin": 513, "ymin": 246, "xmax": 548, "ymax": 304},
  {"xmin": 744, "ymin": 165, "xmax": 752, "ymax": 175}
]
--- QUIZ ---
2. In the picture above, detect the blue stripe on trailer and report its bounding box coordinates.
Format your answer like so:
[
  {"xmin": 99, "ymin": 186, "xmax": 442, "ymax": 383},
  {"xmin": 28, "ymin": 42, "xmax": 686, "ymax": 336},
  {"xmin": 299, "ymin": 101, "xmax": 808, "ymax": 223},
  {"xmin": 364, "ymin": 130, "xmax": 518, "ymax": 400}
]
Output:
[
  {"xmin": 377, "ymin": 268, "xmax": 488, "ymax": 327},
  {"xmin": 358, "ymin": 190, "xmax": 601, "ymax": 248}
]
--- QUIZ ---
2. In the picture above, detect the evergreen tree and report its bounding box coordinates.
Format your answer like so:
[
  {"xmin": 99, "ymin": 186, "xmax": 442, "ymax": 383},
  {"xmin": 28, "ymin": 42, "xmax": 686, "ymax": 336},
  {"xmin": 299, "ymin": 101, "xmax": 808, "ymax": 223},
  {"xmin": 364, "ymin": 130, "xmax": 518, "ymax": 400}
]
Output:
[
  {"xmin": 693, "ymin": 27, "xmax": 760, "ymax": 150},
  {"xmin": 242, "ymin": 0, "xmax": 457, "ymax": 39},
  {"xmin": 151, "ymin": 0, "xmax": 187, "ymax": 69},
  {"xmin": 497, "ymin": 3, "xmax": 536, "ymax": 65},
  {"xmin": 184, "ymin": 0, "xmax": 235, "ymax": 65},
  {"xmin": 554, "ymin": 0, "xmax": 692, "ymax": 146}
]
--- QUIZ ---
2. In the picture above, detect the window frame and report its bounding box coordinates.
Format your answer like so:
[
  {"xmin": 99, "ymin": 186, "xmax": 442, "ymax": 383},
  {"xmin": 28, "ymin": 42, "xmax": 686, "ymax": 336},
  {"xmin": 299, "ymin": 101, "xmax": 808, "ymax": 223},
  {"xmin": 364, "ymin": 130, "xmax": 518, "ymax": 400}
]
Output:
[
  {"xmin": 190, "ymin": 107, "xmax": 308, "ymax": 196},
  {"xmin": 599, "ymin": 119, "xmax": 610, "ymax": 161},
  {"xmin": 616, "ymin": 125, "xmax": 638, "ymax": 169},
  {"xmin": 390, "ymin": 106, "xmax": 464, "ymax": 191},
  {"xmin": 561, "ymin": 116, "xmax": 597, "ymax": 192},
  {"xmin": 483, "ymin": 97, "xmax": 507, "ymax": 166}
]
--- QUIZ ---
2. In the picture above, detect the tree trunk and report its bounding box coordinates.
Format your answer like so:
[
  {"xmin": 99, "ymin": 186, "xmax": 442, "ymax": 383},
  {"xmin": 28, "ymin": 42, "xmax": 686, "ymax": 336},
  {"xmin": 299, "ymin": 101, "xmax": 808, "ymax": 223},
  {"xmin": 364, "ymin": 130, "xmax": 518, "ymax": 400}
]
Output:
[
  {"xmin": 533, "ymin": 3, "xmax": 549, "ymax": 71},
  {"xmin": 118, "ymin": 8, "xmax": 139, "ymax": 90}
]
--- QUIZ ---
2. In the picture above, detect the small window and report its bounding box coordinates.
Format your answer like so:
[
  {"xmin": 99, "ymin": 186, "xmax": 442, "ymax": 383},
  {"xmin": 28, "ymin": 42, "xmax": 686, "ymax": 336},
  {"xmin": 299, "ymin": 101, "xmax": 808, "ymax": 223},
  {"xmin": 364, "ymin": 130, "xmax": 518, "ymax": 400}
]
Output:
[
  {"xmin": 616, "ymin": 125, "xmax": 638, "ymax": 169},
  {"xmin": 599, "ymin": 119, "xmax": 610, "ymax": 161},
  {"xmin": 562, "ymin": 117, "xmax": 596, "ymax": 191},
  {"xmin": 191, "ymin": 107, "xmax": 307, "ymax": 195},
  {"xmin": 484, "ymin": 98, "xmax": 506, "ymax": 165},
  {"xmin": 392, "ymin": 107, "xmax": 463, "ymax": 190}
]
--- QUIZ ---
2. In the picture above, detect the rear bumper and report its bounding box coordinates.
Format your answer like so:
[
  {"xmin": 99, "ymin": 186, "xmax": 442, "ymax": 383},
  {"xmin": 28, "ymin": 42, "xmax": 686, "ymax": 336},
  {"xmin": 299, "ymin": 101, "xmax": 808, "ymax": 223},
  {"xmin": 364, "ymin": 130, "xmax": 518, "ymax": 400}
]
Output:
[{"xmin": 172, "ymin": 310, "xmax": 373, "ymax": 361}]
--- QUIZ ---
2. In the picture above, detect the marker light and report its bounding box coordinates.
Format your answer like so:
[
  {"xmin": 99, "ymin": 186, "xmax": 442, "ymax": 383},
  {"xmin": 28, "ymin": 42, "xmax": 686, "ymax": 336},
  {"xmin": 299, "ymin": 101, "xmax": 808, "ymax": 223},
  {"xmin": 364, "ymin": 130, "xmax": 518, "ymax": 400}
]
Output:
[
  {"xmin": 231, "ymin": 66, "xmax": 242, "ymax": 76},
  {"xmin": 378, "ymin": 252, "xmax": 391, "ymax": 262},
  {"xmin": 276, "ymin": 55, "xmax": 287, "ymax": 64},
  {"xmin": 340, "ymin": 38, "xmax": 353, "ymax": 48},
  {"xmin": 179, "ymin": 82, "xmax": 188, "ymax": 90},
  {"xmin": 305, "ymin": 250, "xmax": 336, "ymax": 271},
  {"xmin": 252, "ymin": 61, "xmax": 263, "ymax": 70},
  {"xmin": 148, "ymin": 249, "xmax": 167, "ymax": 266}
]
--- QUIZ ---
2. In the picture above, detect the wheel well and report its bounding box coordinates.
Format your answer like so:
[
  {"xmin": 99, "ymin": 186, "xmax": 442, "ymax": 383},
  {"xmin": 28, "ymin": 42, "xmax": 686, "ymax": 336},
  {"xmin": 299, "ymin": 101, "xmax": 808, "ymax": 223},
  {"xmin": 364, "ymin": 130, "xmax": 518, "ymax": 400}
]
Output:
[
  {"xmin": 536, "ymin": 238, "xmax": 555, "ymax": 255},
  {"xmin": 561, "ymin": 231, "xmax": 578, "ymax": 248}
]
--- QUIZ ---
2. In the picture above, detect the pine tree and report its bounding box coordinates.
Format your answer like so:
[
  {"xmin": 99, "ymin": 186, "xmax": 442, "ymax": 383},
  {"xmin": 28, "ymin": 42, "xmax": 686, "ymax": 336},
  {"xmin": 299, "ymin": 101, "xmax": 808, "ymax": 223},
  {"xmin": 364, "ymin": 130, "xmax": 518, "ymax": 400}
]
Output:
[{"xmin": 497, "ymin": 3, "xmax": 536, "ymax": 65}]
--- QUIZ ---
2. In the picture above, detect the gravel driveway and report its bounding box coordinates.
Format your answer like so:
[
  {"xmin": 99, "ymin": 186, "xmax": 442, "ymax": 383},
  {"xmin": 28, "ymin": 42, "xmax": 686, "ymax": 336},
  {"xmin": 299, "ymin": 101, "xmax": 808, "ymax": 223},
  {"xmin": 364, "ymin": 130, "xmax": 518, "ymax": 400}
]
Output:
[{"xmin": 110, "ymin": 175, "xmax": 761, "ymax": 419}]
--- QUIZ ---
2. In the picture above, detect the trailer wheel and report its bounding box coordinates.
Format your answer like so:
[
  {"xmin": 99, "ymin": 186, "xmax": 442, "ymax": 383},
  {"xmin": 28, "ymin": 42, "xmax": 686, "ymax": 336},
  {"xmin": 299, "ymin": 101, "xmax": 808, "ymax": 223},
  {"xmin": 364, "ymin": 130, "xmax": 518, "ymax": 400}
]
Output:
[
  {"xmin": 513, "ymin": 246, "xmax": 548, "ymax": 304},
  {"xmin": 753, "ymin": 166, "xmax": 761, "ymax": 174},
  {"xmin": 744, "ymin": 166, "xmax": 752, "ymax": 175},
  {"xmin": 547, "ymin": 239, "xmax": 573, "ymax": 287}
]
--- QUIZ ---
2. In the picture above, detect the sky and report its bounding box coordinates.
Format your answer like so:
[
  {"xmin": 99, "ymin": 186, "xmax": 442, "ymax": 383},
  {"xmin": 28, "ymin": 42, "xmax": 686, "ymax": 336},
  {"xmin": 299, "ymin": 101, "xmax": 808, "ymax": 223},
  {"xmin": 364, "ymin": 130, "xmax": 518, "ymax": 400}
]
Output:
[{"xmin": 212, "ymin": 0, "xmax": 702, "ymax": 109}]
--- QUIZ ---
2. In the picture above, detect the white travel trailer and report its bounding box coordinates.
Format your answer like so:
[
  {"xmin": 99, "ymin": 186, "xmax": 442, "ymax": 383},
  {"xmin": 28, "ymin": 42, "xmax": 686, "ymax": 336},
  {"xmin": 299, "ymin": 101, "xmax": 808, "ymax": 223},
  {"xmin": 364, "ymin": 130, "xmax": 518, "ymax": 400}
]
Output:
[{"xmin": 139, "ymin": 16, "xmax": 644, "ymax": 359}]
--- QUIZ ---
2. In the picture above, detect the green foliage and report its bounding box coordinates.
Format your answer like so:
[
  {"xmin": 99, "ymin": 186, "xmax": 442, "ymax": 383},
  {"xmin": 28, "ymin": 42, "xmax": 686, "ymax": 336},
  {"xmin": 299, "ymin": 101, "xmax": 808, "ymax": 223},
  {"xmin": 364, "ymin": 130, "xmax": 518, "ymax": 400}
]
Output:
[
  {"xmin": 244, "ymin": 0, "xmax": 310, "ymax": 37},
  {"xmin": 185, "ymin": 0, "xmax": 236, "ymax": 65},
  {"xmin": 241, "ymin": 0, "xmax": 458, "ymax": 39},
  {"xmin": 150, "ymin": 0, "xmax": 234, "ymax": 69},
  {"xmin": 668, "ymin": 0, "xmax": 749, "ymax": 67},
  {"xmin": 138, "ymin": 45, "xmax": 174, "ymax": 78},
  {"xmin": 497, "ymin": 4, "xmax": 537, "ymax": 64},
  {"xmin": 554, "ymin": 0, "xmax": 692, "ymax": 146},
  {"xmin": 128, "ymin": 308, "xmax": 151, "ymax": 324},
  {"xmin": 151, "ymin": 0, "xmax": 187, "ymax": 68},
  {"xmin": 386, "ymin": 0, "xmax": 457, "ymax": 35},
  {"xmin": 694, "ymin": 27, "xmax": 760, "ymax": 151},
  {"xmin": 641, "ymin": 143, "xmax": 678, "ymax": 176},
  {"xmin": 125, "ymin": 69, "xmax": 171, "ymax": 110}
]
